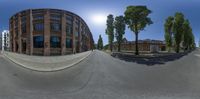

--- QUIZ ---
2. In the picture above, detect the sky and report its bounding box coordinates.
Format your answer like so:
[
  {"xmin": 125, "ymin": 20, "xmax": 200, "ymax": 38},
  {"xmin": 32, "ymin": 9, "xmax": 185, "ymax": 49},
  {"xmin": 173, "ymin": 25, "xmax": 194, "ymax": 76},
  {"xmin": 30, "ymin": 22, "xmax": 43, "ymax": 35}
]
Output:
[{"xmin": 0, "ymin": 0, "xmax": 200, "ymax": 46}]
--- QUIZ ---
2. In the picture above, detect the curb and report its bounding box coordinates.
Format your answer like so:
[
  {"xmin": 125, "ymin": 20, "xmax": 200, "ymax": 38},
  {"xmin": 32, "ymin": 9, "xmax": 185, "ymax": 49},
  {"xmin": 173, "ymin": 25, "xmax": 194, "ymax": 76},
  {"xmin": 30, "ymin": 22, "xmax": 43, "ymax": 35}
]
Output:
[{"xmin": 3, "ymin": 51, "xmax": 92, "ymax": 72}]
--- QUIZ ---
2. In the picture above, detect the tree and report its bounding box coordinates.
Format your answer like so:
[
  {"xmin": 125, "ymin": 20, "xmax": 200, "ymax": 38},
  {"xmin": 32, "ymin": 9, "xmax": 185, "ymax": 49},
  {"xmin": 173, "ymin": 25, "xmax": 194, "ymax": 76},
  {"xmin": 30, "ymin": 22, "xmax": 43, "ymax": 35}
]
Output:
[
  {"xmin": 185, "ymin": 21, "xmax": 195, "ymax": 50},
  {"xmin": 164, "ymin": 16, "xmax": 174, "ymax": 52},
  {"xmin": 106, "ymin": 14, "xmax": 114, "ymax": 52},
  {"xmin": 182, "ymin": 19, "xmax": 192, "ymax": 51},
  {"xmin": 114, "ymin": 16, "xmax": 126, "ymax": 52},
  {"xmin": 188, "ymin": 31, "xmax": 195, "ymax": 50},
  {"xmin": 124, "ymin": 6, "xmax": 153, "ymax": 55},
  {"xmin": 97, "ymin": 35, "xmax": 103, "ymax": 50},
  {"xmin": 173, "ymin": 12, "xmax": 185, "ymax": 53}
]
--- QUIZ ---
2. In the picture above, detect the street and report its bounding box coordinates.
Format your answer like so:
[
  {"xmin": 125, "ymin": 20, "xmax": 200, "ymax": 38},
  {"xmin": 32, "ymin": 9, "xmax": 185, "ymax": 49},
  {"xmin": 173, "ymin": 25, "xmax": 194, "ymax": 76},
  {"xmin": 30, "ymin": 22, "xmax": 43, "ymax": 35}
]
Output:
[{"xmin": 0, "ymin": 49, "xmax": 200, "ymax": 99}]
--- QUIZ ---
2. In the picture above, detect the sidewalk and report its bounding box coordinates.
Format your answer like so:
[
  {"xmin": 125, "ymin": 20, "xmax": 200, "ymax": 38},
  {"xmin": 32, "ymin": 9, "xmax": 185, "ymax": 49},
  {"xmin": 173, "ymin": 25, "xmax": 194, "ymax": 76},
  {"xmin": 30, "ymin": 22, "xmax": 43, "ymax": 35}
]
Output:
[
  {"xmin": 3, "ymin": 51, "xmax": 91, "ymax": 72},
  {"xmin": 111, "ymin": 51, "xmax": 192, "ymax": 66}
]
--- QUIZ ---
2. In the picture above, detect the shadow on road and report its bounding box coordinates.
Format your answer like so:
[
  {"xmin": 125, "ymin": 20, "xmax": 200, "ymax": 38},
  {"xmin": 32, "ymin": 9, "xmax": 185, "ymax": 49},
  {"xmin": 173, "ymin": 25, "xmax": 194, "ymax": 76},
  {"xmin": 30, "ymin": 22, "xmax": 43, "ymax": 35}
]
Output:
[{"xmin": 111, "ymin": 50, "xmax": 193, "ymax": 66}]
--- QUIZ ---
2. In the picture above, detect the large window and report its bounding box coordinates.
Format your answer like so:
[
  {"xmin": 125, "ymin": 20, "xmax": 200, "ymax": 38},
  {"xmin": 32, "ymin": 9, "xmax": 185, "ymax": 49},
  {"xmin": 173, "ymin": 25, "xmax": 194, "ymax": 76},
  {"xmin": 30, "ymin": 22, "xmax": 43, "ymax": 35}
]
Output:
[
  {"xmin": 51, "ymin": 23, "xmax": 61, "ymax": 31},
  {"xmin": 21, "ymin": 24, "xmax": 26, "ymax": 33},
  {"xmin": 50, "ymin": 36, "xmax": 61, "ymax": 48},
  {"xmin": 33, "ymin": 15, "xmax": 44, "ymax": 20},
  {"xmin": 66, "ymin": 25, "xmax": 72, "ymax": 36},
  {"xmin": 66, "ymin": 38, "xmax": 72, "ymax": 48},
  {"xmin": 50, "ymin": 15, "xmax": 61, "ymax": 20},
  {"xmin": 66, "ymin": 15, "xmax": 73, "ymax": 21},
  {"xmin": 75, "ymin": 32, "xmax": 79, "ymax": 37},
  {"xmin": 34, "ymin": 23, "xmax": 44, "ymax": 31},
  {"xmin": 33, "ymin": 36, "xmax": 44, "ymax": 48},
  {"xmin": 66, "ymin": 15, "xmax": 73, "ymax": 24}
]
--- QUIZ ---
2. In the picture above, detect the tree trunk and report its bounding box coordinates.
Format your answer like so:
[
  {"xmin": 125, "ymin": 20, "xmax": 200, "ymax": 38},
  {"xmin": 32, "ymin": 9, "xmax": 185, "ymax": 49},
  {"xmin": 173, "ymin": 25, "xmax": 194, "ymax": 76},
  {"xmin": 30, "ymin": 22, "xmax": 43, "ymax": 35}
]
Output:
[
  {"xmin": 135, "ymin": 33, "xmax": 139, "ymax": 55},
  {"xmin": 176, "ymin": 44, "xmax": 180, "ymax": 53},
  {"xmin": 118, "ymin": 42, "xmax": 121, "ymax": 52}
]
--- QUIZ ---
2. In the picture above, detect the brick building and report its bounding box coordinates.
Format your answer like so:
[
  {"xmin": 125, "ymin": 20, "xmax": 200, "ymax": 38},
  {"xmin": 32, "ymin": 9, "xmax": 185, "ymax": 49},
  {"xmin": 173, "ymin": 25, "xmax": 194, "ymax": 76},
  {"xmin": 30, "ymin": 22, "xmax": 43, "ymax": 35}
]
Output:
[
  {"xmin": 113, "ymin": 38, "xmax": 166, "ymax": 52},
  {"xmin": 9, "ymin": 9, "xmax": 94, "ymax": 56}
]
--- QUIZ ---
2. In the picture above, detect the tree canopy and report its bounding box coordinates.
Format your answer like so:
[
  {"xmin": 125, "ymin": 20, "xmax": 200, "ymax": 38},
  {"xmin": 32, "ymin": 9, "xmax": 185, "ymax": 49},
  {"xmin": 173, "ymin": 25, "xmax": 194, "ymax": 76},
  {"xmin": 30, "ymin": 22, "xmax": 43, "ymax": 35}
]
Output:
[
  {"xmin": 105, "ymin": 14, "xmax": 114, "ymax": 52},
  {"xmin": 124, "ymin": 5, "xmax": 153, "ymax": 55},
  {"xmin": 164, "ymin": 16, "xmax": 174, "ymax": 52},
  {"xmin": 114, "ymin": 15, "xmax": 126, "ymax": 52},
  {"xmin": 97, "ymin": 35, "xmax": 103, "ymax": 50}
]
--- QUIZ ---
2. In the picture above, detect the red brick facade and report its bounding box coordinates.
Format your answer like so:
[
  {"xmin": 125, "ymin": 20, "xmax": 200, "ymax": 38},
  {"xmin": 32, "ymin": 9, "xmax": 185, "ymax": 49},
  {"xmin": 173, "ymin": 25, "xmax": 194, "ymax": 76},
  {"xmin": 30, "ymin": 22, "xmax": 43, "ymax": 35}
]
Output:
[
  {"xmin": 113, "ymin": 39, "xmax": 166, "ymax": 52},
  {"xmin": 9, "ymin": 9, "xmax": 94, "ymax": 56}
]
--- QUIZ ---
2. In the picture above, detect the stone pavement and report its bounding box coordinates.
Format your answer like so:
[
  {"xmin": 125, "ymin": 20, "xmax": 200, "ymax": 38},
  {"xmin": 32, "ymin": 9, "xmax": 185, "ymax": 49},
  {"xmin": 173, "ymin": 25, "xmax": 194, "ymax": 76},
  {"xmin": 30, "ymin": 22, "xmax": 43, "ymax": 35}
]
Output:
[{"xmin": 3, "ymin": 51, "xmax": 92, "ymax": 72}]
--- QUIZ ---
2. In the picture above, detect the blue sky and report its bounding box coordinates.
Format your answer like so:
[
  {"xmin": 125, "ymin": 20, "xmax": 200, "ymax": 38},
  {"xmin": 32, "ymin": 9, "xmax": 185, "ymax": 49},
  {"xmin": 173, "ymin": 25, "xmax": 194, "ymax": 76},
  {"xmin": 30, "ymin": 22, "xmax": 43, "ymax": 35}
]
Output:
[{"xmin": 0, "ymin": 0, "xmax": 200, "ymax": 46}]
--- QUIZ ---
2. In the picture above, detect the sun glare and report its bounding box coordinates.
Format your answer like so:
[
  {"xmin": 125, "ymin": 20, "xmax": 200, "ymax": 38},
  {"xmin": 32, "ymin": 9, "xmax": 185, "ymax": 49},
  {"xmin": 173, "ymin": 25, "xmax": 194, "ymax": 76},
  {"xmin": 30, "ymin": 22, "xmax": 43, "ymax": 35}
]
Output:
[{"xmin": 91, "ymin": 14, "xmax": 107, "ymax": 25}]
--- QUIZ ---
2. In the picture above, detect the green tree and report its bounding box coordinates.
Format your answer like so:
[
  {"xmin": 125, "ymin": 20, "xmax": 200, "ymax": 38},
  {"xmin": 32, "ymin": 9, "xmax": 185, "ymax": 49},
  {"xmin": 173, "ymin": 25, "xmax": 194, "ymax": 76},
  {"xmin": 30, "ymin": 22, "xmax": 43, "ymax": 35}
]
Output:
[
  {"xmin": 97, "ymin": 35, "xmax": 103, "ymax": 50},
  {"xmin": 114, "ymin": 15, "xmax": 126, "ymax": 52},
  {"xmin": 188, "ymin": 31, "xmax": 195, "ymax": 50},
  {"xmin": 124, "ymin": 6, "xmax": 153, "ymax": 55},
  {"xmin": 106, "ymin": 14, "xmax": 114, "ymax": 52},
  {"xmin": 164, "ymin": 16, "xmax": 174, "ymax": 52},
  {"xmin": 182, "ymin": 19, "xmax": 192, "ymax": 51},
  {"xmin": 173, "ymin": 12, "xmax": 185, "ymax": 53}
]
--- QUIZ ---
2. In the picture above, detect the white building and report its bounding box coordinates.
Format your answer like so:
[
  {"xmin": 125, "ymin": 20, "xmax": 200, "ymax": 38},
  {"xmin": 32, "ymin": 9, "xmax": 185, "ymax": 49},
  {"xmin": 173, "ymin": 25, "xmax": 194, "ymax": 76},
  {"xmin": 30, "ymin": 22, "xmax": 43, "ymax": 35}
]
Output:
[{"xmin": 2, "ymin": 30, "xmax": 10, "ymax": 51}]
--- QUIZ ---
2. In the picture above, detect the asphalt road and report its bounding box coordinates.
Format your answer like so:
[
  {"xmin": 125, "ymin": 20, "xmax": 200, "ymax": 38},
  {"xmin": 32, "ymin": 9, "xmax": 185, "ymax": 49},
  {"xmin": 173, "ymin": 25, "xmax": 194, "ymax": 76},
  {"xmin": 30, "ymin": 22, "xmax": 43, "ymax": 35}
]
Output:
[{"xmin": 0, "ymin": 49, "xmax": 200, "ymax": 99}]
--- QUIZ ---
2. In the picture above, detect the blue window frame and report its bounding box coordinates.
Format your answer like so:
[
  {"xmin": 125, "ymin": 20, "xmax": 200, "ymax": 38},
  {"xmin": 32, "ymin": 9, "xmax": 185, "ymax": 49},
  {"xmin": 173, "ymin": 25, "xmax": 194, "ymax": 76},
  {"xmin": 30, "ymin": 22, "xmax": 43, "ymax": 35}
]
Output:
[
  {"xmin": 33, "ymin": 36, "xmax": 44, "ymax": 48},
  {"xmin": 50, "ymin": 36, "xmax": 61, "ymax": 48},
  {"xmin": 34, "ymin": 23, "xmax": 44, "ymax": 31}
]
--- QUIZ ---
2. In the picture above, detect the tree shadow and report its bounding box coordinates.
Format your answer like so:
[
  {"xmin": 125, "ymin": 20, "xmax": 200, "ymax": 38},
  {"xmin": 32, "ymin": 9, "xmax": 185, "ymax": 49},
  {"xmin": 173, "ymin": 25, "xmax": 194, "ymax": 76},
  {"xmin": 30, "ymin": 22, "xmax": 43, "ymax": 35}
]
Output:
[{"xmin": 111, "ymin": 50, "xmax": 193, "ymax": 66}]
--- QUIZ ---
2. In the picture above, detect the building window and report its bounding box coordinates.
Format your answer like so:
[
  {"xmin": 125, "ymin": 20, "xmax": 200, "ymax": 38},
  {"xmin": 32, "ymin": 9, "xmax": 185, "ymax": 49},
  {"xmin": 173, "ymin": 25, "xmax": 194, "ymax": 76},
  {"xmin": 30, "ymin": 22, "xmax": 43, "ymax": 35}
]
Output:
[
  {"xmin": 66, "ymin": 25, "xmax": 72, "ymax": 36},
  {"xmin": 33, "ymin": 15, "xmax": 44, "ymax": 20},
  {"xmin": 66, "ymin": 15, "xmax": 73, "ymax": 21},
  {"xmin": 66, "ymin": 38, "xmax": 72, "ymax": 48},
  {"xmin": 21, "ymin": 24, "xmax": 26, "ymax": 33},
  {"xmin": 33, "ymin": 36, "xmax": 44, "ymax": 48},
  {"xmin": 75, "ymin": 32, "xmax": 79, "ymax": 37},
  {"xmin": 66, "ymin": 15, "xmax": 73, "ymax": 24},
  {"xmin": 51, "ymin": 23, "xmax": 61, "ymax": 31},
  {"xmin": 34, "ymin": 23, "xmax": 44, "ymax": 31},
  {"xmin": 50, "ymin": 14, "xmax": 61, "ymax": 20},
  {"xmin": 21, "ymin": 16, "xmax": 26, "ymax": 24},
  {"xmin": 50, "ymin": 36, "xmax": 61, "ymax": 48}
]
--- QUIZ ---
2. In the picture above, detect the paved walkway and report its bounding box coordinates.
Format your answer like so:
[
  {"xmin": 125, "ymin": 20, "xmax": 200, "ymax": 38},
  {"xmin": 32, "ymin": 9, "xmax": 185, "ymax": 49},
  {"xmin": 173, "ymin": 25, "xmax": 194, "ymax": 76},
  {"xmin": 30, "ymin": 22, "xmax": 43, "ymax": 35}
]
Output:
[{"xmin": 3, "ymin": 51, "xmax": 91, "ymax": 71}]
